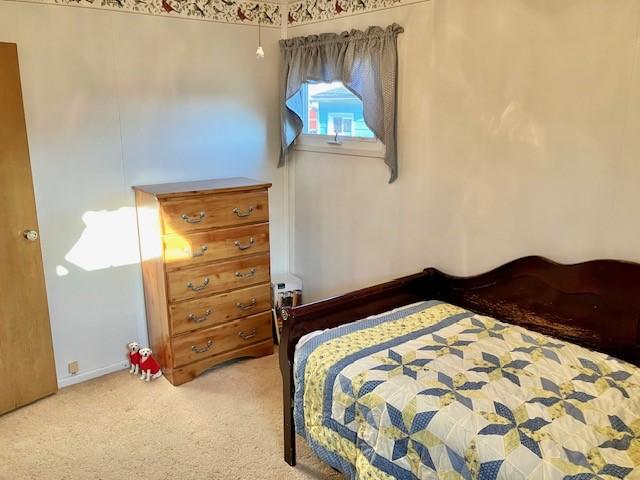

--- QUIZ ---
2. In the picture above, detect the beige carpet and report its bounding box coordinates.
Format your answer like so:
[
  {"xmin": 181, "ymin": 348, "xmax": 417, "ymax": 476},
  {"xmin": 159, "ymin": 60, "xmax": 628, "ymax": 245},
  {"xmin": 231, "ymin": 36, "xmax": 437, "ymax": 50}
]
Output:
[{"xmin": 0, "ymin": 352, "xmax": 342, "ymax": 480}]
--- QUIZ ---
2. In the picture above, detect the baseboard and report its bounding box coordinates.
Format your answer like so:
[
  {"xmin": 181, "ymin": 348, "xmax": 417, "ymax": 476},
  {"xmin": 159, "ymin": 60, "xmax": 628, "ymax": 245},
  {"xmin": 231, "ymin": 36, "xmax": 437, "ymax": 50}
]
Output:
[{"xmin": 57, "ymin": 360, "xmax": 129, "ymax": 388}]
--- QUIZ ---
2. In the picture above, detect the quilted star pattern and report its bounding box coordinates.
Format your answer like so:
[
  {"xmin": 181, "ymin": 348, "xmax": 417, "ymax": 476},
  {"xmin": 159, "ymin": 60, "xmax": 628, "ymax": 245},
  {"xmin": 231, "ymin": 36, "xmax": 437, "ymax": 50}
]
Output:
[
  {"xmin": 527, "ymin": 378, "xmax": 596, "ymax": 424},
  {"xmin": 419, "ymin": 372, "xmax": 487, "ymax": 410},
  {"xmin": 469, "ymin": 352, "xmax": 531, "ymax": 387},
  {"xmin": 371, "ymin": 348, "xmax": 432, "ymax": 380},
  {"xmin": 571, "ymin": 358, "xmax": 638, "ymax": 399},
  {"xmin": 335, "ymin": 373, "xmax": 384, "ymax": 426},
  {"xmin": 511, "ymin": 333, "xmax": 566, "ymax": 363},
  {"xmin": 554, "ymin": 447, "xmax": 633, "ymax": 479},
  {"xmin": 418, "ymin": 333, "xmax": 472, "ymax": 359},
  {"xmin": 478, "ymin": 401, "xmax": 550, "ymax": 459},
  {"xmin": 597, "ymin": 416, "xmax": 640, "ymax": 467},
  {"xmin": 460, "ymin": 317, "xmax": 510, "ymax": 340},
  {"xmin": 293, "ymin": 301, "xmax": 640, "ymax": 479},
  {"xmin": 381, "ymin": 399, "xmax": 440, "ymax": 474}
]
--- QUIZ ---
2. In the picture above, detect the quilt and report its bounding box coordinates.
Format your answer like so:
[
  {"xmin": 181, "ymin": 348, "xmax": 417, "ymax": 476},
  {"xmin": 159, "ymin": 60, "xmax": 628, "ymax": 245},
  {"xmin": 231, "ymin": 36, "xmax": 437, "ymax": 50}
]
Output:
[{"xmin": 293, "ymin": 300, "xmax": 640, "ymax": 479}]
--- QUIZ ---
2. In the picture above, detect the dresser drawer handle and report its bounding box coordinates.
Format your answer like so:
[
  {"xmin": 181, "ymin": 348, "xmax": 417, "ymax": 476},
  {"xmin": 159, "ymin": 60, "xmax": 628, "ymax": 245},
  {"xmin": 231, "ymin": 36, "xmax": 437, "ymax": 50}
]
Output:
[
  {"xmin": 188, "ymin": 309, "xmax": 212, "ymax": 323},
  {"xmin": 238, "ymin": 328, "xmax": 257, "ymax": 341},
  {"xmin": 181, "ymin": 211, "xmax": 206, "ymax": 224},
  {"xmin": 191, "ymin": 340, "xmax": 213, "ymax": 354},
  {"xmin": 187, "ymin": 277, "xmax": 210, "ymax": 291},
  {"xmin": 190, "ymin": 245, "xmax": 208, "ymax": 258},
  {"xmin": 236, "ymin": 298, "xmax": 257, "ymax": 311},
  {"xmin": 234, "ymin": 237, "xmax": 255, "ymax": 251},
  {"xmin": 232, "ymin": 206, "xmax": 254, "ymax": 218},
  {"xmin": 235, "ymin": 268, "xmax": 256, "ymax": 279}
]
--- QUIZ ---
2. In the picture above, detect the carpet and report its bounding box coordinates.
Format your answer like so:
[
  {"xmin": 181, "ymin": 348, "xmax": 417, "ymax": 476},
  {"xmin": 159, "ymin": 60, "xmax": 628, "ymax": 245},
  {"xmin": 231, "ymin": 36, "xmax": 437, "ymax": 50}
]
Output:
[{"xmin": 0, "ymin": 352, "xmax": 342, "ymax": 480}]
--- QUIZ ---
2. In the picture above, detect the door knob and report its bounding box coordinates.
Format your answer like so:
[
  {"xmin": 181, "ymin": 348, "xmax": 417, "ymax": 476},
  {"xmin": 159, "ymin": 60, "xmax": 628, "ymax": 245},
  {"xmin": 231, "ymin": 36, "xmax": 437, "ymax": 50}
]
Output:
[{"xmin": 23, "ymin": 230, "xmax": 39, "ymax": 241}]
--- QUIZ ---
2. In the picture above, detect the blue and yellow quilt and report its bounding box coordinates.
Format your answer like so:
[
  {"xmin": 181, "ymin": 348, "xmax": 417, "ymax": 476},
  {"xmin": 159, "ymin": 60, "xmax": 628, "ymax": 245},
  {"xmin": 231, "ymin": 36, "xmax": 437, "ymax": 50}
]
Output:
[{"xmin": 293, "ymin": 301, "xmax": 640, "ymax": 479}]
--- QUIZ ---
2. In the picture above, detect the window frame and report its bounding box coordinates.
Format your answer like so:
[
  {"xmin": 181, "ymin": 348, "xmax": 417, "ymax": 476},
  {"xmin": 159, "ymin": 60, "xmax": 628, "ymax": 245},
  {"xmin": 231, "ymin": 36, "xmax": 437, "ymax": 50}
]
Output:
[{"xmin": 294, "ymin": 133, "xmax": 385, "ymax": 158}]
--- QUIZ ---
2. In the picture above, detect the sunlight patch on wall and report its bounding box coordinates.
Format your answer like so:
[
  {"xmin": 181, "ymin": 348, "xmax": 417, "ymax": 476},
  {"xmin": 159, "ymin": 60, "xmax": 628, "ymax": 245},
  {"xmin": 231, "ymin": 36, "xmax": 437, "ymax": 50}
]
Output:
[
  {"xmin": 56, "ymin": 265, "xmax": 70, "ymax": 276},
  {"xmin": 136, "ymin": 206, "xmax": 163, "ymax": 261},
  {"xmin": 65, "ymin": 207, "xmax": 141, "ymax": 271},
  {"xmin": 481, "ymin": 101, "xmax": 544, "ymax": 149}
]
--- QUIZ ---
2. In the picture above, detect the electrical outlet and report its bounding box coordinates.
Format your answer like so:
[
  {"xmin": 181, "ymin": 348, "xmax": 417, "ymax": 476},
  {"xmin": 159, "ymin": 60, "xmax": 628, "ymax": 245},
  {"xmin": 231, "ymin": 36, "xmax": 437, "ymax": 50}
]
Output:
[{"xmin": 68, "ymin": 361, "xmax": 79, "ymax": 375}]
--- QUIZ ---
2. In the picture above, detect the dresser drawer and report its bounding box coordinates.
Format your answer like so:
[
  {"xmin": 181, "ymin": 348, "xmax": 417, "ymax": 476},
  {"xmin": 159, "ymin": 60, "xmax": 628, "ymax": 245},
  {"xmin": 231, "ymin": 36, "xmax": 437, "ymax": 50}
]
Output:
[
  {"xmin": 166, "ymin": 254, "xmax": 270, "ymax": 303},
  {"xmin": 169, "ymin": 284, "xmax": 271, "ymax": 335},
  {"xmin": 161, "ymin": 190, "xmax": 269, "ymax": 234},
  {"xmin": 164, "ymin": 223, "xmax": 269, "ymax": 270},
  {"xmin": 171, "ymin": 311, "xmax": 272, "ymax": 367}
]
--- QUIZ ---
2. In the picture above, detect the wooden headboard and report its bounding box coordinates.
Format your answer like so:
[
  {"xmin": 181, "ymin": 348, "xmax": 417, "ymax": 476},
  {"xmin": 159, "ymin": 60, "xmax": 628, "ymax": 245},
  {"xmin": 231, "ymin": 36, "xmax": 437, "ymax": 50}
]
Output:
[
  {"xmin": 279, "ymin": 256, "xmax": 640, "ymax": 465},
  {"xmin": 428, "ymin": 256, "xmax": 640, "ymax": 364},
  {"xmin": 281, "ymin": 256, "xmax": 640, "ymax": 367}
]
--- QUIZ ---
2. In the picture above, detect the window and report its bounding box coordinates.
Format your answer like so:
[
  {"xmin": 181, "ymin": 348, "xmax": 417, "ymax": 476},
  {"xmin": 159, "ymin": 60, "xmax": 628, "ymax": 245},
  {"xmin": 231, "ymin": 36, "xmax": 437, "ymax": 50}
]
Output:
[
  {"xmin": 300, "ymin": 82, "xmax": 375, "ymax": 139},
  {"xmin": 280, "ymin": 25, "xmax": 402, "ymax": 181},
  {"xmin": 294, "ymin": 81, "xmax": 383, "ymax": 157}
]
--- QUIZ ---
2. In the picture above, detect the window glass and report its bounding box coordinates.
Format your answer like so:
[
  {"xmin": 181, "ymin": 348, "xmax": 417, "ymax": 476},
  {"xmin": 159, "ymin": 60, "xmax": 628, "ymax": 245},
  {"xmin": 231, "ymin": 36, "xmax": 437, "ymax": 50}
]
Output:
[{"xmin": 300, "ymin": 81, "xmax": 375, "ymax": 139}]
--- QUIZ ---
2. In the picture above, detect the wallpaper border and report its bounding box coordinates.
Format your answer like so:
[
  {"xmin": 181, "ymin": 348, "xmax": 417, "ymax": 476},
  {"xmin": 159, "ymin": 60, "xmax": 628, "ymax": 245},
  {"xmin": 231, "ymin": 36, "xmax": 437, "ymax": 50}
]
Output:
[
  {"xmin": 10, "ymin": 0, "xmax": 283, "ymax": 26},
  {"xmin": 287, "ymin": 0, "xmax": 419, "ymax": 26},
  {"xmin": 7, "ymin": 0, "xmax": 424, "ymax": 27}
]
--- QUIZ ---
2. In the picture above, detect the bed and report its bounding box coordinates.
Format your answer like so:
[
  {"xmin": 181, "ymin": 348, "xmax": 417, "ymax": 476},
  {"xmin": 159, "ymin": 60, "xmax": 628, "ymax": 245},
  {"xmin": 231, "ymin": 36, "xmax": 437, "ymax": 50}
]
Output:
[{"xmin": 278, "ymin": 257, "xmax": 640, "ymax": 479}]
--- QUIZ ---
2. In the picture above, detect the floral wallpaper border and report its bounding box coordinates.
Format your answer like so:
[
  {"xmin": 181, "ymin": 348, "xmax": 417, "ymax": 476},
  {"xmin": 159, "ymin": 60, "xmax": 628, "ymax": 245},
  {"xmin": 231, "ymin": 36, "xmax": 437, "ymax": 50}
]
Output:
[
  {"xmin": 11, "ymin": 0, "xmax": 418, "ymax": 27},
  {"xmin": 14, "ymin": 0, "xmax": 283, "ymax": 26},
  {"xmin": 286, "ymin": 0, "xmax": 405, "ymax": 25}
]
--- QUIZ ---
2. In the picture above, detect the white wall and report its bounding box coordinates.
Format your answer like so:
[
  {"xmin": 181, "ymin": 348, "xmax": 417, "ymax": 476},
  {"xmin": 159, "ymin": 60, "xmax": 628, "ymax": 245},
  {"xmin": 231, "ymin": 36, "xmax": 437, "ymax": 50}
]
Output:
[
  {"xmin": 0, "ymin": 2, "xmax": 284, "ymax": 386},
  {"xmin": 289, "ymin": 0, "xmax": 640, "ymax": 301}
]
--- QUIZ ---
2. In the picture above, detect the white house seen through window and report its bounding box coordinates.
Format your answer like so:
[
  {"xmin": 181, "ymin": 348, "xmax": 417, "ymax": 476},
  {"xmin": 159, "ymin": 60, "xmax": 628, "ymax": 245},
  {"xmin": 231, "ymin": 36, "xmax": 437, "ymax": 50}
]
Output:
[{"xmin": 300, "ymin": 82, "xmax": 375, "ymax": 139}]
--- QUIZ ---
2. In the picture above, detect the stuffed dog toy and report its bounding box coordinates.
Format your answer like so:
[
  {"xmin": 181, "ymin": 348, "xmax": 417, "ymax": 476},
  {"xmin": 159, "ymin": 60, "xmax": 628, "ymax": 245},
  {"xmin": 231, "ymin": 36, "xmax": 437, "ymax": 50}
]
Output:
[
  {"xmin": 139, "ymin": 347, "xmax": 163, "ymax": 382},
  {"xmin": 127, "ymin": 342, "xmax": 141, "ymax": 375}
]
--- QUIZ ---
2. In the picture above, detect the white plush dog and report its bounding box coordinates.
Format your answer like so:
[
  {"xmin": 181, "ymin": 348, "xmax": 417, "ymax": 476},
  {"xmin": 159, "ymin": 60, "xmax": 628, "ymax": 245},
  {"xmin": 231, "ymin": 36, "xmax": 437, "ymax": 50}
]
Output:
[
  {"xmin": 127, "ymin": 341, "xmax": 141, "ymax": 375},
  {"xmin": 139, "ymin": 347, "xmax": 163, "ymax": 382}
]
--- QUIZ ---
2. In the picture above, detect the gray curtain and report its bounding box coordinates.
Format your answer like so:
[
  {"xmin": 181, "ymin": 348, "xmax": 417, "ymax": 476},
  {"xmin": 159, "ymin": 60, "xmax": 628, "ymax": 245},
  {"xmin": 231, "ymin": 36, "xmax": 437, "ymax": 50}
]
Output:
[{"xmin": 279, "ymin": 23, "xmax": 404, "ymax": 183}]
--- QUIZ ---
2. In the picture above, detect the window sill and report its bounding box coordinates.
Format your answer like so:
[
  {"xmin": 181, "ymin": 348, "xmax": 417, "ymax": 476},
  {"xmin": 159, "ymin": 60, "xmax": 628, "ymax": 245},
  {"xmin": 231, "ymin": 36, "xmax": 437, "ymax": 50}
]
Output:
[{"xmin": 293, "ymin": 134, "xmax": 385, "ymax": 159}]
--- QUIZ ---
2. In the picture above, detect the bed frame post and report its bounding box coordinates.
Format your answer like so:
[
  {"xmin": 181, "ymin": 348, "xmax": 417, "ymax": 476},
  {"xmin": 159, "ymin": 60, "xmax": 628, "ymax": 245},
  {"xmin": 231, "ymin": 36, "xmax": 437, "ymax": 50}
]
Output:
[
  {"xmin": 280, "ymin": 309, "xmax": 296, "ymax": 466},
  {"xmin": 282, "ymin": 360, "xmax": 296, "ymax": 466}
]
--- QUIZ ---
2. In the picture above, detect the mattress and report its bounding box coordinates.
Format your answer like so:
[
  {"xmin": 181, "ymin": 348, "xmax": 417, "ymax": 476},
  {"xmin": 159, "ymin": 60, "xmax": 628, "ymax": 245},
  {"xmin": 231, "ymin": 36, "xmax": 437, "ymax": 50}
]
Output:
[{"xmin": 293, "ymin": 300, "xmax": 640, "ymax": 479}]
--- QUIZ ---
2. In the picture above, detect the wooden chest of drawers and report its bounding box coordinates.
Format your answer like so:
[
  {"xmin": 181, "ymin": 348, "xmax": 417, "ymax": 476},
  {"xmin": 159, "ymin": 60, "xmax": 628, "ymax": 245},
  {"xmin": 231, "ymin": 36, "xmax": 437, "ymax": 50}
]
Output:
[{"xmin": 133, "ymin": 178, "xmax": 274, "ymax": 386}]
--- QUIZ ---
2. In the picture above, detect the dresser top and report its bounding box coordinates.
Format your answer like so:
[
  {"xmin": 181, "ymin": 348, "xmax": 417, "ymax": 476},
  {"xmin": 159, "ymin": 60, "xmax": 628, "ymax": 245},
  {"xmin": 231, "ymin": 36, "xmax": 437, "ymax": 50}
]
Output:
[{"xmin": 133, "ymin": 177, "xmax": 272, "ymax": 198}]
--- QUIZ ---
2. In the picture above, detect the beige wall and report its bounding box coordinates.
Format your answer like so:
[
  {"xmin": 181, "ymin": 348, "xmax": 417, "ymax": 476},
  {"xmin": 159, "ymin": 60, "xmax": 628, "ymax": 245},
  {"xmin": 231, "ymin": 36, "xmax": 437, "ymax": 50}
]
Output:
[
  {"xmin": 0, "ymin": 2, "xmax": 284, "ymax": 386},
  {"xmin": 289, "ymin": 0, "xmax": 640, "ymax": 301},
  {"xmin": 4, "ymin": 0, "xmax": 639, "ymax": 385}
]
